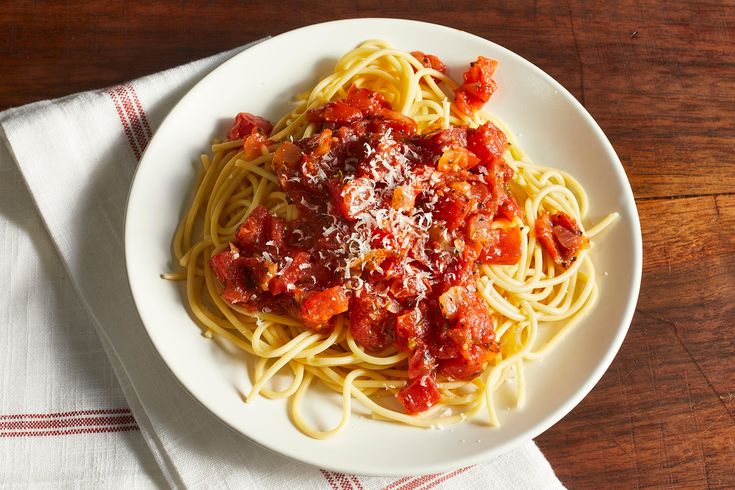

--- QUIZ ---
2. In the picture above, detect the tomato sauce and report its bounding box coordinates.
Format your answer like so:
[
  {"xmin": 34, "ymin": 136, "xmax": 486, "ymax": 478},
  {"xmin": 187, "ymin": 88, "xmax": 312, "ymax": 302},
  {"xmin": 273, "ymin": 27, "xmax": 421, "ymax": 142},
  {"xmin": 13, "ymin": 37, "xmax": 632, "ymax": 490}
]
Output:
[{"xmin": 210, "ymin": 58, "xmax": 578, "ymax": 414}]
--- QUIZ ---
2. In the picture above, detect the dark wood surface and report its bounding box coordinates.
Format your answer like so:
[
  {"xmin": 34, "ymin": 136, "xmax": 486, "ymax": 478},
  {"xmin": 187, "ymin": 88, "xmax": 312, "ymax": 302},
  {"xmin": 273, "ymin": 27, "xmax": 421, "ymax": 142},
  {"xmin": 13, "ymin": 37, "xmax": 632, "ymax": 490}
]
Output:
[{"xmin": 2, "ymin": 1, "xmax": 733, "ymax": 488}]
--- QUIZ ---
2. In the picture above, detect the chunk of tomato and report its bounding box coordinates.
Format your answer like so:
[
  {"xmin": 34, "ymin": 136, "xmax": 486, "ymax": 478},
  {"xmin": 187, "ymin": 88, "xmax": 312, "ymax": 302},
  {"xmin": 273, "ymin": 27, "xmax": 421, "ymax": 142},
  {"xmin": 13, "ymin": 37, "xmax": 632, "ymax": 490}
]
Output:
[
  {"xmin": 307, "ymin": 100, "xmax": 363, "ymax": 125},
  {"xmin": 235, "ymin": 205, "xmax": 270, "ymax": 251},
  {"xmin": 396, "ymin": 373, "xmax": 441, "ymax": 414},
  {"xmin": 439, "ymin": 294, "xmax": 498, "ymax": 380},
  {"xmin": 437, "ymin": 146, "xmax": 481, "ymax": 173},
  {"xmin": 418, "ymin": 127, "xmax": 467, "ymax": 155},
  {"xmin": 535, "ymin": 211, "xmax": 589, "ymax": 268},
  {"xmin": 411, "ymin": 51, "xmax": 447, "ymax": 73},
  {"xmin": 209, "ymin": 246, "xmax": 255, "ymax": 305},
  {"xmin": 440, "ymin": 344, "xmax": 495, "ymax": 381},
  {"xmin": 299, "ymin": 286, "xmax": 350, "ymax": 332},
  {"xmin": 242, "ymin": 130, "xmax": 271, "ymax": 160},
  {"xmin": 268, "ymin": 250, "xmax": 310, "ymax": 296},
  {"xmin": 345, "ymin": 84, "xmax": 389, "ymax": 116},
  {"xmin": 432, "ymin": 190, "xmax": 473, "ymax": 231},
  {"xmin": 348, "ymin": 292, "xmax": 396, "ymax": 352},
  {"xmin": 228, "ymin": 113, "xmax": 273, "ymax": 140},
  {"xmin": 466, "ymin": 122, "xmax": 508, "ymax": 165},
  {"xmin": 479, "ymin": 225, "xmax": 522, "ymax": 265},
  {"xmin": 454, "ymin": 56, "xmax": 498, "ymax": 115},
  {"xmin": 498, "ymin": 193, "xmax": 522, "ymax": 221},
  {"xmin": 338, "ymin": 177, "xmax": 376, "ymax": 220},
  {"xmin": 373, "ymin": 108, "xmax": 418, "ymax": 135},
  {"xmin": 408, "ymin": 343, "xmax": 437, "ymax": 379},
  {"xmin": 395, "ymin": 307, "xmax": 427, "ymax": 351},
  {"xmin": 209, "ymin": 247, "xmax": 236, "ymax": 286},
  {"xmin": 272, "ymin": 142, "xmax": 304, "ymax": 187}
]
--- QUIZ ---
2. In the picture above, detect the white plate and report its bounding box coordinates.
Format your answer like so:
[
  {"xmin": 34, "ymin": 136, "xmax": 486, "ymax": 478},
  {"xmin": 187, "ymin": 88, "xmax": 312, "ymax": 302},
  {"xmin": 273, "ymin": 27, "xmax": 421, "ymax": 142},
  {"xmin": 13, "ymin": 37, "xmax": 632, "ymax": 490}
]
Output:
[{"xmin": 125, "ymin": 18, "xmax": 642, "ymax": 476}]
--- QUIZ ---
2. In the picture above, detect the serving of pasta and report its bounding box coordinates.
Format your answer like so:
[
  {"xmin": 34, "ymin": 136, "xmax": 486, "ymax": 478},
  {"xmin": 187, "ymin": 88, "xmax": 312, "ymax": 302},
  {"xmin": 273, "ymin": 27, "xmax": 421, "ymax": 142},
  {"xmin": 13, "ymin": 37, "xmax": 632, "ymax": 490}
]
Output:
[{"xmin": 165, "ymin": 40, "xmax": 617, "ymax": 439}]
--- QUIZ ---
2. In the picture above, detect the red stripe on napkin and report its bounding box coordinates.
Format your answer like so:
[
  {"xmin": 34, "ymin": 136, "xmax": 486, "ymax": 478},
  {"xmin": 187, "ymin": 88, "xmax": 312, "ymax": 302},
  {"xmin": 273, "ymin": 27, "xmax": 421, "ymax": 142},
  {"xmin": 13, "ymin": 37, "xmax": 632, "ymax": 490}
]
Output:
[
  {"xmin": 396, "ymin": 472, "xmax": 443, "ymax": 490},
  {"xmin": 107, "ymin": 83, "xmax": 151, "ymax": 161},
  {"xmin": 331, "ymin": 471, "xmax": 355, "ymax": 490},
  {"xmin": 0, "ymin": 408, "xmax": 139, "ymax": 438},
  {"xmin": 107, "ymin": 87, "xmax": 141, "ymax": 160},
  {"xmin": 320, "ymin": 469, "xmax": 341, "ymax": 490},
  {"xmin": 0, "ymin": 408, "xmax": 132, "ymax": 420},
  {"xmin": 1, "ymin": 425, "xmax": 139, "ymax": 438},
  {"xmin": 0, "ymin": 415, "xmax": 136, "ymax": 430},
  {"xmin": 384, "ymin": 477, "xmax": 414, "ymax": 490},
  {"xmin": 126, "ymin": 83, "xmax": 153, "ymax": 138},
  {"xmin": 114, "ymin": 85, "xmax": 150, "ymax": 153},
  {"xmin": 349, "ymin": 474, "xmax": 364, "ymax": 490},
  {"xmin": 421, "ymin": 467, "xmax": 472, "ymax": 489}
]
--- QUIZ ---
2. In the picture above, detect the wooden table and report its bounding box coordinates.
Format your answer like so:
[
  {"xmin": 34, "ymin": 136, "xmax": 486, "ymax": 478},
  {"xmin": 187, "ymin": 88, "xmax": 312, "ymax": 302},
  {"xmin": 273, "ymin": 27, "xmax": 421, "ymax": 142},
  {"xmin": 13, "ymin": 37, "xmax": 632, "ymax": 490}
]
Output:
[{"xmin": 2, "ymin": 2, "xmax": 733, "ymax": 488}]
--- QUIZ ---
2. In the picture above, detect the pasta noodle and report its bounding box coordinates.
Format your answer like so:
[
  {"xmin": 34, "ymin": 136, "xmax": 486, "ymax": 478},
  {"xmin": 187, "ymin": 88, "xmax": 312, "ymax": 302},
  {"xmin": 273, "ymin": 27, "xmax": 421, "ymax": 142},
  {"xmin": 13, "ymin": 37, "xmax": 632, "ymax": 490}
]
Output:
[{"xmin": 166, "ymin": 40, "xmax": 617, "ymax": 438}]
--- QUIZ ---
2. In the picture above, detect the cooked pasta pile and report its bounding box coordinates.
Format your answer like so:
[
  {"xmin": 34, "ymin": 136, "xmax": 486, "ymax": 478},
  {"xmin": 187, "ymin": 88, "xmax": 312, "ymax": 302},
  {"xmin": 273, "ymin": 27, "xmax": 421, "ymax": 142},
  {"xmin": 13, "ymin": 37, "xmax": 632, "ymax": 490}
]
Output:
[{"xmin": 166, "ymin": 40, "xmax": 617, "ymax": 438}]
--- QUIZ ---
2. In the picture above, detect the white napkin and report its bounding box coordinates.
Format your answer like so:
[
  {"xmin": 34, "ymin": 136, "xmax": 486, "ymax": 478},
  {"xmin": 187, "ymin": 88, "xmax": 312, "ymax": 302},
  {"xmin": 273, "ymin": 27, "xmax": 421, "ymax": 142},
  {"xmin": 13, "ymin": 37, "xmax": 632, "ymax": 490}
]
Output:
[{"xmin": 0, "ymin": 41, "xmax": 563, "ymax": 489}]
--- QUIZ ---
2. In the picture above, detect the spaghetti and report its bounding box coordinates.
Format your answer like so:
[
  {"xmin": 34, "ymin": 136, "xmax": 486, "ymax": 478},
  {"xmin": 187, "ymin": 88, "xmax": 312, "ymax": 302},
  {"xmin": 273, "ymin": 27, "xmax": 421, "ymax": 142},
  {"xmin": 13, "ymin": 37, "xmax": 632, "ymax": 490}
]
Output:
[{"xmin": 167, "ymin": 40, "xmax": 617, "ymax": 438}]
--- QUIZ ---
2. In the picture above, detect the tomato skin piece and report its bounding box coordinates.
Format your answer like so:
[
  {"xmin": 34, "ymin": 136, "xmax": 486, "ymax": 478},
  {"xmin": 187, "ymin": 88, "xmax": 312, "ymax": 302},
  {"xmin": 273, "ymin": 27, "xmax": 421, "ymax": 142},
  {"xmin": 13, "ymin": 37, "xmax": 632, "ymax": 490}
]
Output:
[
  {"xmin": 308, "ymin": 100, "xmax": 363, "ymax": 125},
  {"xmin": 268, "ymin": 250, "xmax": 310, "ymax": 296},
  {"xmin": 395, "ymin": 307, "xmax": 427, "ymax": 351},
  {"xmin": 479, "ymin": 226, "xmax": 522, "ymax": 265},
  {"xmin": 338, "ymin": 176, "xmax": 376, "ymax": 220},
  {"xmin": 373, "ymin": 108, "xmax": 418, "ymax": 136},
  {"xmin": 272, "ymin": 142, "xmax": 304, "ymax": 188},
  {"xmin": 408, "ymin": 343, "xmax": 437, "ymax": 379},
  {"xmin": 411, "ymin": 51, "xmax": 448, "ymax": 73},
  {"xmin": 418, "ymin": 127, "xmax": 468, "ymax": 156},
  {"xmin": 466, "ymin": 213, "xmax": 496, "ymax": 244},
  {"xmin": 550, "ymin": 212, "xmax": 584, "ymax": 240},
  {"xmin": 228, "ymin": 113, "xmax": 273, "ymax": 140},
  {"xmin": 348, "ymin": 292, "xmax": 397, "ymax": 352},
  {"xmin": 209, "ymin": 246, "xmax": 257, "ymax": 305},
  {"xmin": 209, "ymin": 248, "xmax": 236, "ymax": 286},
  {"xmin": 241, "ymin": 130, "xmax": 271, "ymax": 160},
  {"xmin": 440, "ymin": 344, "xmax": 494, "ymax": 381},
  {"xmin": 553, "ymin": 224, "xmax": 580, "ymax": 249},
  {"xmin": 235, "ymin": 205, "xmax": 270, "ymax": 251},
  {"xmin": 535, "ymin": 212, "xmax": 558, "ymax": 265},
  {"xmin": 498, "ymin": 193, "xmax": 522, "ymax": 221},
  {"xmin": 438, "ymin": 292, "xmax": 498, "ymax": 380},
  {"xmin": 454, "ymin": 57, "xmax": 498, "ymax": 115},
  {"xmin": 432, "ymin": 190, "xmax": 474, "ymax": 231},
  {"xmin": 396, "ymin": 373, "xmax": 441, "ymax": 414},
  {"xmin": 535, "ymin": 211, "xmax": 589, "ymax": 268},
  {"xmin": 273, "ymin": 141, "xmax": 304, "ymax": 168},
  {"xmin": 437, "ymin": 146, "xmax": 481, "ymax": 172},
  {"xmin": 299, "ymin": 286, "xmax": 350, "ymax": 332},
  {"xmin": 345, "ymin": 84, "xmax": 389, "ymax": 116},
  {"xmin": 466, "ymin": 122, "xmax": 508, "ymax": 165}
]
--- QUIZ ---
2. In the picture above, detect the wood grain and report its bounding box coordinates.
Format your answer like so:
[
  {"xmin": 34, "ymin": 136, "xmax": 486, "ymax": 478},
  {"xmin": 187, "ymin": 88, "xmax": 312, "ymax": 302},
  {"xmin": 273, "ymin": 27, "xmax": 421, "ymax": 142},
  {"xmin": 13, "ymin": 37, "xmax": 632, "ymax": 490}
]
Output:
[{"xmin": 2, "ymin": 1, "xmax": 733, "ymax": 488}]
